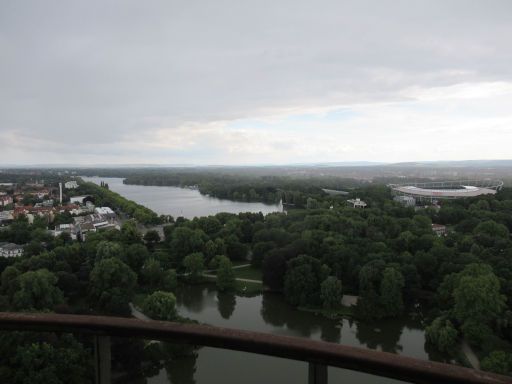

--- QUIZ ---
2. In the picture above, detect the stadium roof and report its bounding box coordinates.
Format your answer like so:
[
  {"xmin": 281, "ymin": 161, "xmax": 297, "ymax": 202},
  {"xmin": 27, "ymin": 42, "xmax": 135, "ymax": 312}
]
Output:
[{"xmin": 389, "ymin": 180, "xmax": 503, "ymax": 199}]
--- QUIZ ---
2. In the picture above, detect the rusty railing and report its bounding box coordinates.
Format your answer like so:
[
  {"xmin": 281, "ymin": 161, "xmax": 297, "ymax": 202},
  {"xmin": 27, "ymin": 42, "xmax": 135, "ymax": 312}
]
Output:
[{"xmin": 0, "ymin": 312, "xmax": 510, "ymax": 384}]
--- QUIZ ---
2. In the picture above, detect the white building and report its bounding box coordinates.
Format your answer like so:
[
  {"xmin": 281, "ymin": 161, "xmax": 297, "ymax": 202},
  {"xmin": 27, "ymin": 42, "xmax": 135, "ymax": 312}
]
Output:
[
  {"xmin": 74, "ymin": 211, "xmax": 120, "ymax": 240},
  {"xmin": 70, "ymin": 195, "xmax": 91, "ymax": 205},
  {"xmin": 394, "ymin": 195, "xmax": 416, "ymax": 207},
  {"xmin": 65, "ymin": 181, "xmax": 79, "ymax": 189},
  {"xmin": 347, "ymin": 198, "xmax": 367, "ymax": 208},
  {"xmin": 0, "ymin": 243, "xmax": 24, "ymax": 258},
  {"xmin": 0, "ymin": 211, "xmax": 14, "ymax": 224},
  {"xmin": 95, "ymin": 207, "xmax": 115, "ymax": 217},
  {"xmin": 53, "ymin": 223, "xmax": 78, "ymax": 240}
]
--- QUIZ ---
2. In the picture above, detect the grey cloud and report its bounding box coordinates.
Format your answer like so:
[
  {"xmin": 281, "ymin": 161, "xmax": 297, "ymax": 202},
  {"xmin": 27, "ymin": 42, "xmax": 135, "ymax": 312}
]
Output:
[{"xmin": 1, "ymin": 0, "xmax": 511, "ymax": 162}]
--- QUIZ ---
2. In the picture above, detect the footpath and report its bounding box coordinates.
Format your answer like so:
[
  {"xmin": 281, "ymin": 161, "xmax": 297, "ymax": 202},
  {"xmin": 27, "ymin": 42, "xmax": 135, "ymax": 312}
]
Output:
[{"xmin": 461, "ymin": 340, "xmax": 480, "ymax": 370}]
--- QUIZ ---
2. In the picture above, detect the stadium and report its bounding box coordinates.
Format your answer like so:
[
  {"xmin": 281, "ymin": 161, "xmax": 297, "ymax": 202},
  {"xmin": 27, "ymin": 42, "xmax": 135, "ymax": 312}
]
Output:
[{"xmin": 389, "ymin": 179, "xmax": 504, "ymax": 202}]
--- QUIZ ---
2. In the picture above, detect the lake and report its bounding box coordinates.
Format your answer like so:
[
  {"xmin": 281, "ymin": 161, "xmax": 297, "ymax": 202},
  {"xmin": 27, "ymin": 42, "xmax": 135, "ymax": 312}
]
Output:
[
  {"xmin": 146, "ymin": 284, "xmax": 437, "ymax": 384},
  {"xmin": 81, "ymin": 176, "xmax": 283, "ymax": 219}
]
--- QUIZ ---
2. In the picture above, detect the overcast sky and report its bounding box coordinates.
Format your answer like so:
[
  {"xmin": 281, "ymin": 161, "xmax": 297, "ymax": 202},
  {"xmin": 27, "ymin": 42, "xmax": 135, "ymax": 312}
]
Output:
[{"xmin": 1, "ymin": 0, "xmax": 511, "ymax": 165}]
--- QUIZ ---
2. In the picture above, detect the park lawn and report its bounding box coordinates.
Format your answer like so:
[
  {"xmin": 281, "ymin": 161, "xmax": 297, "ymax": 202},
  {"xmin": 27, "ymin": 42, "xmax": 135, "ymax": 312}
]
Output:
[
  {"xmin": 233, "ymin": 266, "xmax": 263, "ymax": 281},
  {"xmin": 203, "ymin": 274, "xmax": 263, "ymax": 295},
  {"xmin": 231, "ymin": 260, "xmax": 251, "ymax": 267},
  {"xmin": 235, "ymin": 280, "xmax": 263, "ymax": 296}
]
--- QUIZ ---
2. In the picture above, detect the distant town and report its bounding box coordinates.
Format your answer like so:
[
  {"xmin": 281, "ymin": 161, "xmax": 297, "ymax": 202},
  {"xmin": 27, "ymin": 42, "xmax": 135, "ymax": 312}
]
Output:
[{"xmin": 0, "ymin": 176, "xmax": 122, "ymax": 257}]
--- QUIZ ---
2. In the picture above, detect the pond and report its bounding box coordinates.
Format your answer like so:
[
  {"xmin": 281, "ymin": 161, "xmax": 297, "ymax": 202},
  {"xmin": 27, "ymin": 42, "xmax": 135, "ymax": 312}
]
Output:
[{"xmin": 147, "ymin": 284, "xmax": 435, "ymax": 384}]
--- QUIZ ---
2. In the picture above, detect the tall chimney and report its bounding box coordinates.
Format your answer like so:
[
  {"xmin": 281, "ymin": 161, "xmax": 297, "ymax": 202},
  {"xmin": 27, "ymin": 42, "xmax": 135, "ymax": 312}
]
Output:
[{"xmin": 59, "ymin": 182, "xmax": 63, "ymax": 205}]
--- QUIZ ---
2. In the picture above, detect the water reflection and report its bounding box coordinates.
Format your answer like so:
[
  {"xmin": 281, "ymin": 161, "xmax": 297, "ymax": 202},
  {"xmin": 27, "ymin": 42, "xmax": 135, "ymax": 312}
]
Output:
[
  {"xmin": 355, "ymin": 321, "xmax": 404, "ymax": 354},
  {"xmin": 161, "ymin": 343, "xmax": 199, "ymax": 384},
  {"xmin": 175, "ymin": 285, "xmax": 209, "ymax": 313},
  {"xmin": 217, "ymin": 292, "xmax": 236, "ymax": 319},
  {"xmin": 143, "ymin": 284, "xmax": 431, "ymax": 384},
  {"xmin": 320, "ymin": 321, "xmax": 342, "ymax": 344}
]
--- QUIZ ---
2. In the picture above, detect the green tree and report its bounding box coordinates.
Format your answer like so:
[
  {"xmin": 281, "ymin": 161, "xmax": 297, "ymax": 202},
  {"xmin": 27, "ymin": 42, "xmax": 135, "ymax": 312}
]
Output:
[
  {"xmin": 121, "ymin": 220, "xmax": 142, "ymax": 244},
  {"xmin": 122, "ymin": 243, "xmax": 150, "ymax": 271},
  {"xmin": 12, "ymin": 338, "xmax": 90, "ymax": 384},
  {"xmin": 320, "ymin": 276, "xmax": 342, "ymax": 310},
  {"xmin": 216, "ymin": 256, "xmax": 236, "ymax": 291},
  {"xmin": 170, "ymin": 228, "xmax": 206, "ymax": 266},
  {"xmin": 225, "ymin": 235, "xmax": 248, "ymax": 261},
  {"xmin": 425, "ymin": 317, "xmax": 459, "ymax": 353},
  {"xmin": 183, "ymin": 253, "xmax": 205, "ymax": 282},
  {"xmin": 141, "ymin": 258, "xmax": 164, "ymax": 288},
  {"xmin": 95, "ymin": 241, "xmax": 122, "ymax": 262},
  {"xmin": 473, "ymin": 220, "xmax": 510, "ymax": 247},
  {"xmin": 89, "ymin": 258, "xmax": 137, "ymax": 315},
  {"xmin": 12, "ymin": 269, "xmax": 64, "ymax": 311},
  {"xmin": 161, "ymin": 269, "xmax": 178, "ymax": 292},
  {"xmin": 284, "ymin": 255, "xmax": 329, "ymax": 307},
  {"xmin": 481, "ymin": 351, "xmax": 512, "ymax": 375},
  {"xmin": 453, "ymin": 264, "xmax": 505, "ymax": 328},
  {"xmin": 380, "ymin": 267, "xmax": 405, "ymax": 317},
  {"xmin": 144, "ymin": 230, "xmax": 161, "ymax": 248},
  {"xmin": 142, "ymin": 291, "xmax": 177, "ymax": 321},
  {"xmin": 1, "ymin": 265, "xmax": 20, "ymax": 297},
  {"xmin": 251, "ymin": 241, "xmax": 275, "ymax": 267},
  {"xmin": 357, "ymin": 260, "xmax": 385, "ymax": 319}
]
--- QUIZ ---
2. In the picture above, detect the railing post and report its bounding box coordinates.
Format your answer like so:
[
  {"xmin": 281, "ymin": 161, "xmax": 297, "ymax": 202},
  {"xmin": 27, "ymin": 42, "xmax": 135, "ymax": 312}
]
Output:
[
  {"xmin": 94, "ymin": 335, "xmax": 111, "ymax": 384},
  {"xmin": 308, "ymin": 362, "xmax": 327, "ymax": 384}
]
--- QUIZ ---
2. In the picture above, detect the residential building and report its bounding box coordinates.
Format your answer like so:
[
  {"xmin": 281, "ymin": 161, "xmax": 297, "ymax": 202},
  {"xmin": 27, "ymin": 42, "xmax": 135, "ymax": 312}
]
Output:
[
  {"xmin": 35, "ymin": 199, "xmax": 54, "ymax": 208},
  {"xmin": 64, "ymin": 181, "xmax": 79, "ymax": 189},
  {"xmin": 0, "ymin": 242, "xmax": 24, "ymax": 258},
  {"xmin": 432, "ymin": 223, "xmax": 447, "ymax": 237},
  {"xmin": 53, "ymin": 223, "xmax": 77, "ymax": 240},
  {"xmin": 28, "ymin": 189, "xmax": 51, "ymax": 199},
  {"xmin": 0, "ymin": 211, "xmax": 14, "ymax": 225},
  {"xmin": 347, "ymin": 198, "xmax": 367, "ymax": 208},
  {"xmin": 394, "ymin": 195, "xmax": 416, "ymax": 207},
  {"xmin": 74, "ymin": 210, "xmax": 120, "ymax": 240},
  {"xmin": 95, "ymin": 207, "xmax": 115, "ymax": 218},
  {"xmin": 70, "ymin": 195, "xmax": 92, "ymax": 205},
  {"xmin": 0, "ymin": 195, "xmax": 13, "ymax": 207}
]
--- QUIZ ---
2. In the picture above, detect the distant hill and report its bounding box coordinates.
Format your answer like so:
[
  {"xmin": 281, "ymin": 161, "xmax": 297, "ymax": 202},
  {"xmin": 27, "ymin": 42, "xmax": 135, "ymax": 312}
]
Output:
[{"xmin": 387, "ymin": 160, "xmax": 512, "ymax": 168}]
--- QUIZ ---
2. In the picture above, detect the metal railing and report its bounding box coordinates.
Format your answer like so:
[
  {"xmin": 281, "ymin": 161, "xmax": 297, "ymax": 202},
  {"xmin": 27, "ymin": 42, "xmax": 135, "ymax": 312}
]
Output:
[{"xmin": 0, "ymin": 312, "xmax": 510, "ymax": 384}]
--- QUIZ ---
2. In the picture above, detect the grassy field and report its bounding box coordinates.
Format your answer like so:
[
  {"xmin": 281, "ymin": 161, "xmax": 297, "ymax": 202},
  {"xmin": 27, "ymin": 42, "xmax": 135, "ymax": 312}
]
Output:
[
  {"xmin": 231, "ymin": 260, "xmax": 251, "ymax": 267},
  {"xmin": 234, "ymin": 280, "xmax": 263, "ymax": 295},
  {"xmin": 233, "ymin": 265, "xmax": 263, "ymax": 281},
  {"xmin": 203, "ymin": 274, "xmax": 263, "ymax": 295}
]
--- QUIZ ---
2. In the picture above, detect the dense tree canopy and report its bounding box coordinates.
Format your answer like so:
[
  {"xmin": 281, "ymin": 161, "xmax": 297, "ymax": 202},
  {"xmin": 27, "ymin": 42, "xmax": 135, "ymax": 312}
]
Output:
[
  {"xmin": 142, "ymin": 291, "xmax": 177, "ymax": 321},
  {"xmin": 2, "ymin": 170, "xmax": 512, "ymax": 377},
  {"xmin": 89, "ymin": 258, "xmax": 137, "ymax": 315}
]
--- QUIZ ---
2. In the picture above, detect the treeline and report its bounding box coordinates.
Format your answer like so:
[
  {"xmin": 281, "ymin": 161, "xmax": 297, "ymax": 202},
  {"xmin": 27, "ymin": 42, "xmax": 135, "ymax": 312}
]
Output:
[
  {"xmin": 75, "ymin": 181, "xmax": 162, "ymax": 225},
  {"xmin": 0, "ymin": 172, "xmax": 63, "ymax": 185}
]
